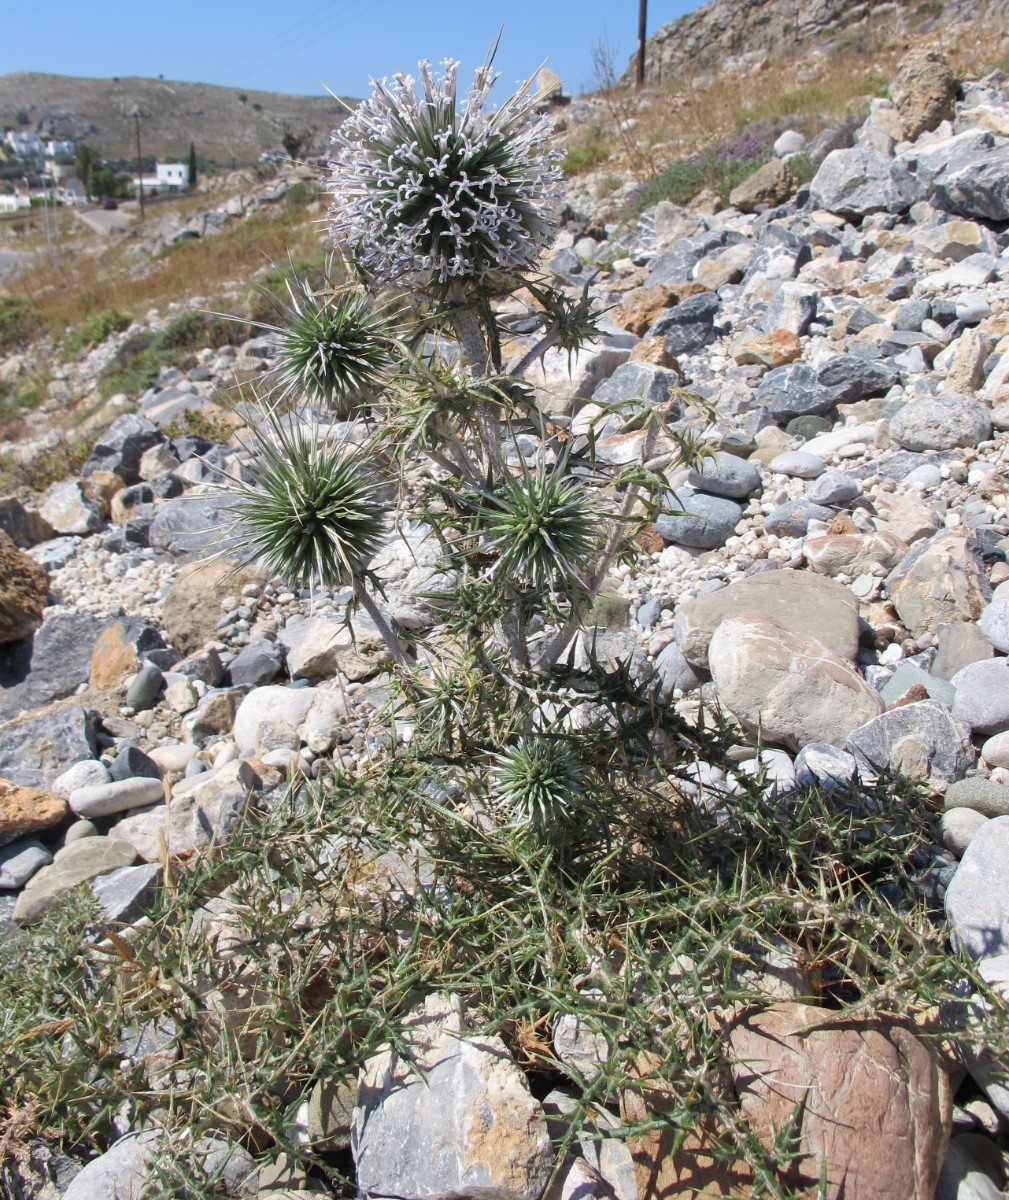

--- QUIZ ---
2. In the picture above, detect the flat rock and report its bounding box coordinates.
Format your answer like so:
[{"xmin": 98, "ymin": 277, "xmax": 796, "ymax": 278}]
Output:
[
  {"xmin": 90, "ymin": 862, "xmax": 162, "ymax": 925},
  {"xmin": 353, "ymin": 992, "xmax": 554, "ymax": 1200},
  {"xmin": 806, "ymin": 471, "xmax": 860, "ymax": 506},
  {"xmin": 0, "ymin": 838, "xmax": 53, "ymax": 888},
  {"xmin": 847, "ymin": 700, "xmax": 975, "ymax": 793},
  {"xmin": 62, "ymin": 1131, "xmax": 162, "ymax": 1200},
  {"xmin": 0, "ymin": 612, "xmax": 109, "ymax": 722},
  {"xmin": 978, "ymin": 598, "xmax": 1009, "ymax": 654},
  {"xmin": 944, "ymin": 778, "xmax": 1009, "ymax": 819},
  {"xmin": 794, "ymin": 743, "xmax": 859, "ymax": 790},
  {"xmin": 0, "ymin": 777, "xmax": 68, "ymax": 847},
  {"xmin": 765, "ymin": 499, "xmax": 835, "ymax": 537},
  {"xmin": 755, "ymin": 363, "xmax": 836, "ymax": 422},
  {"xmin": 148, "ymin": 495, "xmax": 237, "ymax": 560},
  {"xmin": 13, "ymin": 836, "xmax": 138, "ymax": 925},
  {"xmin": 38, "ymin": 479, "xmax": 102, "ymax": 536},
  {"xmin": 685, "ymin": 450, "xmax": 762, "ymax": 499},
  {"xmin": 804, "ymin": 531, "xmax": 907, "ymax": 577},
  {"xmin": 886, "ymin": 531, "xmax": 991, "ymax": 638},
  {"xmin": 709, "ymin": 612, "xmax": 883, "ymax": 752},
  {"xmin": 674, "ymin": 568, "xmax": 859, "ymax": 670},
  {"xmin": 932, "ymin": 621, "xmax": 994, "ymax": 680},
  {"xmin": 890, "ymin": 394, "xmax": 992, "ymax": 452},
  {"xmin": 768, "ymin": 451, "xmax": 826, "ymax": 479},
  {"xmin": 69, "ymin": 776, "xmax": 165, "ymax": 819},
  {"xmin": 0, "ymin": 703, "xmax": 100, "ymax": 790},
  {"xmin": 727, "ymin": 1002, "xmax": 951, "ymax": 1200},
  {"xmin": 654, "ymin": 488, "xmax": 742, "ymax": 549},
  {"xmin": 951, "ymin": 659, "xmax": 1009, "ymax": 736},
  {"xmin": 945, "ymin": 816, "xmax": 1009, "ymax": 960},
  {"xmin": 279, "ymin": 612, "xmax": 392, "ymax": 682},
  {"xmin": 227, "ymin": 640, "xmax": 283, "ymax": 688},
  {"xmin": 810, "ymin": 143, "xmax": 917, "ymax": 218}
]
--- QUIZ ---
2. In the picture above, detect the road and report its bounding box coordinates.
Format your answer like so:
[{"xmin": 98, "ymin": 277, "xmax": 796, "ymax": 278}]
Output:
[{"xmin": 75, "ymin": 206, "xmax": 135, "ymax": 236}]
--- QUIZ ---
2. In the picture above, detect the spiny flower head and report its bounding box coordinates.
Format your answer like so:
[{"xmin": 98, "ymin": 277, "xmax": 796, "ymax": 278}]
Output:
[
  {"xmin": 489, "ymin": 736, "xmax": 583, "ymax": 831},
  {"xmin": 328, "ymin": 59, "xmax": 564, "ymax": 287}
]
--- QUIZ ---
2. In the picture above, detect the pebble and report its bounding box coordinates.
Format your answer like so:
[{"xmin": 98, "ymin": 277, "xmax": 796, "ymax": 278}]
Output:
[{"xmin": 768, "ymin": 451, "xmax": 827, "ymax": 479}]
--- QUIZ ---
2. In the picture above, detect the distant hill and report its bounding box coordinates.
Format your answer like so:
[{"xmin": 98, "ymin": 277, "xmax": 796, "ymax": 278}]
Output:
[
  {"xmin": 0, "ymin": 73, "xmax": 357, "ymax": 167},
  {"xmin": 626, "ymin": 0, "xmax": 1009, "ymax": 85}
]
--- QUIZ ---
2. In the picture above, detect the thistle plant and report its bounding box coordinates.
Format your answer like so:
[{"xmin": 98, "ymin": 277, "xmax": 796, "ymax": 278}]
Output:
[{"xmin": 222, "ymin": 51, "xmax": 713, "ymax": 838}]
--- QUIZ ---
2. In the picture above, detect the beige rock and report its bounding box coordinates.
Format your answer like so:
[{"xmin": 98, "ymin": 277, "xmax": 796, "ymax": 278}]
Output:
[
  {"xmin": 728, "ymin": 1002, "xmax": 952, "ymax": 1200},
  {"xmin": 0, "ymin": 778, "xmax": 68, "ymax": 847},
  {"xmin": 728, "ymin": 157, "xmax": 794, "ymax": 212},
  {"xmin": 731, "ymin": 328, "xmax": 801, "ymax": 367},
  {"xmin": 611, "ymin": 283, "xmax": 708, "ymax": 336},
  {"xmin": 941, "ymin": 329, "xmax": 992, "ymax": 395},
  {"xmin": 886, "ymin": 531, "xmax": 991, "ymax": 638},
  {"xmin": 89, "ymin": 621, "xmax": 143, "ymax": 688},
  {"xmin": 161, "ymin": 558, "xmax": 267, "ymax": 655},
  {"xmin": 873, "ymin": 493, "xmax": 940, "ymax": 545},
  {"xmin": 628, "ymin": 336, "xmax": 680, "ymax": 369},
  {"xmin": 803, "ymin": 530, "xmax": 907, "ymax": 577},
  {"xmin": 891, "ymin": 50, "xmax": 958, "ymax": 141},
  {"xmin": 0, "ymin": 531, "xmax": 48, "ymax": 644},
  {"xmin": 708, "ymin": 611, "xmax": 884, "ymax": 751},
  {"xmin": 674, "ymin": 568, "xmax": 860, "ymax": 670}
]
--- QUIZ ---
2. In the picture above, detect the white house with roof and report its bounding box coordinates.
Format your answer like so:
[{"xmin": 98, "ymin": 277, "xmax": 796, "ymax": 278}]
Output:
[
  {"xmin": 0, "ymin": 193, "xmax": 32, "ymax": 212},
  {"xmin": 4, "ymin": 131, "xmax": 45, "ymax": 158},
  {"xmin": 131, "ymin": 161, "xmax": 188, "ymax": 193}
]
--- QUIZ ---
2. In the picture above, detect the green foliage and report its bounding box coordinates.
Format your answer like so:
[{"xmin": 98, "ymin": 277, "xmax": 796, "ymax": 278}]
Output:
[
  {"xmin": 0, "ymin": 296, "xmax": 42, "ymax": 353},
  {"xmin": 561, "ymin": 125, "xmax": 611, "ymax": 175},
  {"xmin": 188, "ymin": 141, "xmax": 198, "ymax": 188},
  {"xmin": 96, "ymin": 312, "xmax": 235, "ymax": 400},
  {"xmin": 15, "ymin": 109, "xmax": 29, "ymax": 126},
  {"xmin": 489, "ymin": 736, "xmax": 584, "ymax": 832},
  {"xmin": 623, "ymin": 134, "xmax": 771, "ymax": 218},
  {"xmin": 785, "ymin": 151, "xmax": 816, "ymax": 187},
  {"xmin": 61, "ymin": 308, "xmax": 132, "ymax": 359},
  {"xmin": 283, "ymin": 180, "xmax": 316, "ymax": 210}
]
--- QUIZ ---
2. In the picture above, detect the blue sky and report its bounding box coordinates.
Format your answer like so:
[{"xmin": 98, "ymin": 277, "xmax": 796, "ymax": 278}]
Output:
[{"xmin": 2, "ymin": 1, "xmax": 698, "ymax": 100}]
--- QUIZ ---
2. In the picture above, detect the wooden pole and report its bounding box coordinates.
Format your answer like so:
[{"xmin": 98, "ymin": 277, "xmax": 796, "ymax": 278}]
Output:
[
  {"xmin": 637, "ymin": 0, "xmax": 647, "ymax": 87},
  {"xmin": 134, "ymin": 112, "xmax": 145, "ymax": 219}
]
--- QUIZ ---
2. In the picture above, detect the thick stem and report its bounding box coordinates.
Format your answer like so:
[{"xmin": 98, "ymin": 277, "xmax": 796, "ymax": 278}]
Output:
[
  {"xmin": 451, "ymin": 301, "xmax": 503, "ymax": 479},
  {"xmin": 353, "ymin": 581, "xmax": 409, "ymax": 670},
  {"xmin": 510, "ymin": 328, "xmax": 561, "ymax": 380}
]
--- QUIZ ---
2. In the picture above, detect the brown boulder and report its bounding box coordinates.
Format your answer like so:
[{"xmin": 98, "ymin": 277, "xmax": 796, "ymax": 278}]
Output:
[
  {"xmin": 0, "ymin": 530, "xmax": 49, "ymax": 644},
  {"xmin": 0, "ymin": 777, "xmax": 68, "ymax": 847},
  {"xmin": 891, "ymin": 50, "xmax": 958, "ymax": 142},
  {"xmin": 731, "ymin": 328, "xmax": 801, "ymax": 368},
  {"xmin": 727, "ymin": 1003, "xmax": 952, "ymax": 1200},
  {"xmin": 612, "ymin": 283, "xmax": 708, "ymax": 336},
  {"xmin": 161, "ymin": 557, "xmax": 267, "ymax": 655}
]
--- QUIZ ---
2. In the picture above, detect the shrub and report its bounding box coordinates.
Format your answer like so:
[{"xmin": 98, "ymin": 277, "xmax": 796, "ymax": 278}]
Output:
[
  {"xmin": 61, "ymin": 308, "xmax": 132, "ymax": 359},
  {"xmin": 623, "ymin": 133, "xmax": 771, "ymax": 218},
  {"xmin": 561, "ymin": 125, "xmax": 611, "ymax": 174},
  {"xmin": 0, "ymin": 296, "xmax": 42, "ymax": 353}
]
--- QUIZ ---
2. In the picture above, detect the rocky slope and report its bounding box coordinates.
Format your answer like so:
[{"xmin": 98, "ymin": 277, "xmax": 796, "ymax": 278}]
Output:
[
  {"xmin": 626, "ymin": 0, "xmax": 1009, "ymax": 84},
  {"xmin": 2, "ymin": 51, "xmax": 1009, "ymax": 1200},
  {"xmin": 0, "ymin": 73, "xmax": 355, "ymax": 165}
]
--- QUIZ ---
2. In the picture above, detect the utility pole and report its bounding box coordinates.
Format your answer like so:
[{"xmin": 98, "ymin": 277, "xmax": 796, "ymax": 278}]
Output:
[
  {"xmin": 133, "ymin": 108, "xmax": 145, "ymax": 219},
  {"xmin": 637, "ymin": 0, "xmax": 648, "ymax": 88}
]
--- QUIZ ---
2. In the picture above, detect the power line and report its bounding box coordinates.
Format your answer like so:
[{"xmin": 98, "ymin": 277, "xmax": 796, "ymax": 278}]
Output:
[
  {"xmin": 210, "ymin": 0, "xmax": 391, "ymax": 90},
  {"xmin": 208, "ymin": 0, "xmax": 353, "ymax": 86}
]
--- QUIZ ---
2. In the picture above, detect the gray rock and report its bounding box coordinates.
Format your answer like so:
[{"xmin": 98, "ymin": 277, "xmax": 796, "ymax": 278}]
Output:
[
  {"xmin": 879, "ymin": 662, "xmax": 955, "ymax": 708},
  {"xmin": 227, "ymin": 640, "xmax": 283, "ymax": 688},
  {"xmin": 685, "ymin": 450, "xmax": 762, "ymax": 499},
  {"xmin": 809, "ymin": 143, "xmax": 917, "ymax": 217},
  {"xmin": 38, "ymin": 480, "xmax": 102, "ymax": 536},
  {"xmin": 0, "ymin": 838, "xmax": 53, "ymax": 888},
  {"xmin": 941, "ymin": 808, "xmax": 989, "ymax": 858},
  {"xmin": 764, "ymin": 499, "xmax": 834, "ymax": 537},
  {"xmin": 945, "ymin": 816, "xmax": 1009, "ymax": 960},
  {"xmin": 646, "ymin": 231, "xmax": 725, "ymax": 286},
  {"xmin": 674, "ymin": 568, "xmax": 859, "ymax": 669},
  {"xmin": 978, "ymin": 599, "xmax": 1009, "ymax": 654},
  {"xmin": 755, "ymin": 363, "xmax": 836, "ymax": 421},
  {"xmin": 0, "ymin": 612, "xmax": 108, "ymax": 722},
  {"xmin": 934, "ymin": 1134, "xmax": 1005, "ymax": 1200},
  {"xmin": 148, "ymin": 496, "xmax": 237, "ymax": 560},
  {"xmin": 952, "ymin": 659, "xmax": 1009, "ymax": 736},
  {"xmin": 278, "ymin": 612, "xmax": 392, "ymax": 682},
  {"xmin": 767, "ymin": 451, "xmax": 826, "ymax": 480},
  {"xmin": 109, "ymin": 745, "xmax": 161, "ymax": 782},
  {"xmin": 83, "ymin": 414, "xmax": 164, "ymax": 485},
  {"xmin": 90, "ymin": 862, "xmax": 162, "ymax": 924},
  {"xmin": 890, "ymin": 394, "xmax": 992, "ymax": 452},
  {"xmin": 654, "ymin": 488, "xmax": 742, "ymax": 549},
  {"xmin": 847, "ymin": 700, "xmax": 975, "ymax": 794},
  {"xmin": 308, "ymin": 1076, "xmax": 357, "ymax": 1151},
  {"xmin": 755, "ymin": 281, "xmax": 818, "ymax": 337},
  {"xmin": 815, "ymin": 354, "xmax": 898, "ymax": 404},
  {"xmin": 590, "ymin": 361, "xmax": 681, "ymax": 410},
  {"xmin": 932, "ymin": 622, "xmax": 995, "ymax": 681},
  {"xmin": 0, "ymin": 704, "xmax": 100, "ymax": 789},
  {"xmin": 649, "ymin": 641, "xmax": 702, "ymax": 702},
  {"xmin": 126, "ymin": 664, "xmax": 164, "ymax": 712},
  {"xmin": 54, "ymin": 759, "xmax": 111, "ymax": 797},
  {"xmin": 794, "ymin": 743, "xmax": 858, "ymax": 790},
  {"xmin": 806, "ymin": 471, "xmax": 860, "ymax": 506},
  {"xmin": 353, "ymin": 993, "xmax": 554, "ymax": 1200},
  {"xmin": 183, "ymin": 686, "xmax": 246, "ymax": 743},
  {"xmin": 931, "ymin": 140, "xmax": 1009, "ymax": 223},
  {"xmin": 13, "ymin": 836, "xmax": 138, "ymax": 925},
  {"xmin": 945, "ymin": 778, "xmax": 1009, "ymax": 819},
  {"xmin": 232, "ymin": 685, "xmax": 317, "ymax": 753},
  {"xmin": 648, "ymin": 293, "xmax": 720, "ymax": 355},
  {"xmin": 62, "ymin": 1131, "xmax": 162, "ymax": 1200},
  {"xmin": 26, "ymin": 535, "xmax": 80, "ymax": 570},
  {"xmin": 0, "ymin": 496, "xmax": 54, "ymax": 549},
  {"xmin": 69, "ymin": 777, "xmax": 165, "ymax": 819}
]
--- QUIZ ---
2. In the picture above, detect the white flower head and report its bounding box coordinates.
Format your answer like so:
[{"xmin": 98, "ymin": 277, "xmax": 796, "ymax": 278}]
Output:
[{"xmin": 328, "ymin": 59, "xmax": 564, "ymax": 288}]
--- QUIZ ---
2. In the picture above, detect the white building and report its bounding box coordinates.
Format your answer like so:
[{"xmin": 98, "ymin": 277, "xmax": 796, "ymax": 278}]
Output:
[
  {"xmin": 131, "ymin": 161, "xmax": 188, "ymax": 194},
  {"xmin": 3, "ymin": 131, "xmax": 45, "ymax": 158},
  {"xmin": 0, "ymin": 193, "xmax": 32, "ymax": 212},
  {"xmin": 45, "ymin": 139, "xmax": 75, "ymax": 157}
]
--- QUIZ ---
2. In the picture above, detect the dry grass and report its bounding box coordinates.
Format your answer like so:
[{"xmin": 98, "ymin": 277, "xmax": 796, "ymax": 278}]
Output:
[
  {"xmin": 5, "ymin": 203, "xmax": 323, "ymax": 340},
  {"xmin": 563, "ymin": 14, "xmax": 1009, "ymax": 181}
]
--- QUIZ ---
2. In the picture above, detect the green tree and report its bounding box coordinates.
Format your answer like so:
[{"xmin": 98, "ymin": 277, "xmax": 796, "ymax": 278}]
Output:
[
  {"xmin": 188, "ymin": 141, "xmax": 197, "ymax": 189},
  {"xmin": 15, "ymin": 109, "xmax": 29, "ymax": 126},
  {"xmin": 74, "ymin": 144, "xmax": 101, "ymax": 199}
]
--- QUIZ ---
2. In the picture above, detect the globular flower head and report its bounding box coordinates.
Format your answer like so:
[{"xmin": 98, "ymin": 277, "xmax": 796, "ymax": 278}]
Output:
[
  {"xmin": 489, "ymin": 736, "xmax": 583, "ymax": 832},
  {"xmin": 221, "ymin": 407, "xmax": 387, "ymax": 592},
  {"xmin": 328, "ymin": 59, "xmax": 564, "ymax": 287}
]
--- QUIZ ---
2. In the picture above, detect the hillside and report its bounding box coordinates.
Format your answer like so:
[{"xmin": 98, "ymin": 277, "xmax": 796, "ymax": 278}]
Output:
[
  {"xmin": 627, "ymin": 0, "xmax": 1009, "ymax": 84},
  {"xmin": 0, "ymin": 73, "xmax": 356, "ymax": 166}
]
